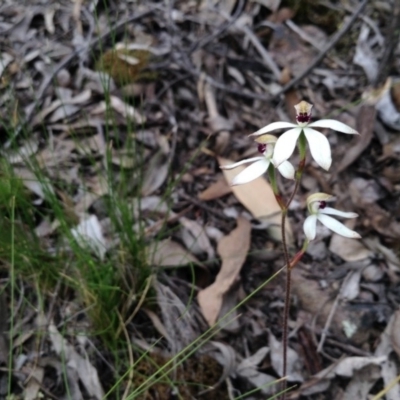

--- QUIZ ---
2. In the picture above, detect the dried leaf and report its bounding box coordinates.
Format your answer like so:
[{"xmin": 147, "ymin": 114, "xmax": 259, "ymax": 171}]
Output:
[
  {"xmin": 198, "ymin": 176, "xmax": 231, "ymax": 201},
  {"xmin": 340, "ymin": 270, "xmax": 361, "ymax": 301},
  {"xmin": 146, "ymin": 238, "xmax": 199, "ymax": 267},
  {"xmin": 375, "ymin": 311, "xmax": 400, "ymax": 400},
  {"xmin": 48, "ymin": 323, "xmax": 104, "ymax": 400},
  {"xmin": 141, "ymin": 151, "xmax": 169, "ymax": 196},
  {"xmin": 91, "ymin": 95, "xmax": 145, "ymax": 124},
  {"xmin": 353, "ymin": 24, "xmax": 380, "ymax": 83},
  {"xmin": 342, "ymin": 364, "xmax": 381, "ymax": 400},
  {"xmin": 329, "ymin": 230, "xmax": 372, "ymax": 262},
  {"xmin": 71, "ymin": 214, "xmax": 107, "ymax": 260},
  {"xmin": 375, "ymin": 79, "xmax": 400, "ymax": 130},
  {"xmin": 219, "ymin": 157, "xmax": 291, "ymax": 242},
  {"xmin": 237, "ymin": 347, "xmax": 277, "ymax": 396},
  {"xmin": 269, "ymin": 331, "xmax": 304, "ymax": 382},
  {"xmin": 0, "ymin": 53, "xmax": 14, "ymax": 77},
  {"xmin": 179, "ymin": 217, "xmax": 215, "ymax": 259},
  {"xmin": 198, "ymin": 216, "xmax": 251, "ymax": 326},
  {"xmin": 336, "ymin": 105, "xmax": 375, "ymax": 173},
  {"xmin": 154, "ymin": 280, "xmax": 198, "ymax": 353},
  {"xmin": 318, "ymin": 356, "xmax": 387, "ymax": 379},
  {"xmin": 3, "ymin": 138, "xmax": 38, "ymax": 164},
  {"xmin": 23, "ymin": 366, "xmax": 44, "ymax": 400},
  {"xmin": 13, "ymin": 167, "xmax": 54, "ymax": 198}
]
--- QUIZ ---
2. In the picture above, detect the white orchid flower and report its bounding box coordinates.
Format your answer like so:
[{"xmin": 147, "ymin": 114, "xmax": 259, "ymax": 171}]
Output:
[
  {"xmin": 221, "ymin": 135, "xmax": 295, "ymax": 186},
  {"xmin": 250, "ymin": 101, "xmax": 358, "ymax": 171},
  {"xmin": 303, "ymin": 193, "xmax": 361, "ymax": 241}
]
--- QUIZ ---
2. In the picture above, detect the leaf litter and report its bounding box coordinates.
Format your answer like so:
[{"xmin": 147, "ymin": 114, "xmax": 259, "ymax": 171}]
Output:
[{"xmin": 0, "ymin": 0, "xmax": 400, "ymax": 398}]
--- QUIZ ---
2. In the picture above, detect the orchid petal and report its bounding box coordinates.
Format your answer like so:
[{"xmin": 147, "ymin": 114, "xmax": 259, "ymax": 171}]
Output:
[
  {"xmin": 308, "ymin": 119, "xmax": 358, "ymax": 134},
  {"xmin": 272, "ymin": 127, "xmax": 302, "ymax": 166},
  {"xmin": 317, "ymin": 214, "xmax": 361, "ymax": 238},
  {"xmin": 303, "ymin": 128, "xmax": 332, "ymax": 171},
  {"xmin": 320, "ymin": 207, "xmax": 358, "ymax": 218},
  {"xmin": 277, "ymin": 161, "xmax": 295, "ymax": 179},
  {"xmin": 250, "ymin": 121, "xmax": 297, "ymax": 137},
  {"xmin": 220, "ymin": 157, "xmax": 265, "ymax": 170},
  {"xmin": 303, "ymin": 215, "xmax": 318, "ymax": 241},
  {"xmin": 231, "ymin": 159, "xmax": 270, "ymax": 186}
]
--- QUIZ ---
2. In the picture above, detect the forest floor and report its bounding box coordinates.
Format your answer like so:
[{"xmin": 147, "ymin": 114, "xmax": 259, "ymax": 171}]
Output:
[{"xmin": 1, "ymin": 0, "xmax": 400, "ymax": 399}]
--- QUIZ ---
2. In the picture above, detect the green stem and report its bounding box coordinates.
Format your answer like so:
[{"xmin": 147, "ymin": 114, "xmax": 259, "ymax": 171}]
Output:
[{"xmin": 268, "ymin": 163, "xmax": 279, "ymax": 195}]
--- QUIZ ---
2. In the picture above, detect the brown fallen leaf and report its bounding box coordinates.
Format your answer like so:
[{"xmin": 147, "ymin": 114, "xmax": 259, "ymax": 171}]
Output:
[
  {"xmin": 329, "ymin": 223, "xmax": 372, "ymax": 262},
  {"xmin": 146, "ymin": 238, "xmax": 199, "ymax": 267},
  {"xmin": 218, "ymin": 157, "xmax": 291, "ymax": 242},
  {"xmin": 198, "ymin": 216, "xmax": 251, "ymax": 326},
  {"xmin": 198, "ymin": 175, "xmax": 231, "ymax": 201},
  {"xmin": 335, "ymin": 104, "xmax": 375, "ymax": 174}
]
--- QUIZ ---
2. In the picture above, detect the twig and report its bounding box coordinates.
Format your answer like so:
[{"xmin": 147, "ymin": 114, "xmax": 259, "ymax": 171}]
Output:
[
  {"xmin": 179, "ymin": 192, "xmax": 233, "ymax": 221},
  {"xmin": 240, "ymin": 25, "xmax": 281, "ymax": 80},
  {"xmin": 275, "ymin": 0, "xmax": 369, "ymax": 96},
  {"xmin": 285, "ymin": 19, "xmax": 346, "ymax": 69},
  {"xmin": 203, "ymin": 73, "xmax": 272, "ymax": 101},
  {"xmin": 188, "ymin": 0, "xmax": 246, "ymax": 54},
  {"xmin": 317, "ymin": 291, "xmax": 340, "ymax": 353}
]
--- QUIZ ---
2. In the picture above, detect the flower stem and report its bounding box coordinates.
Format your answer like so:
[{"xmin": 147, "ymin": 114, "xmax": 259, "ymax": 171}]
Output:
[
  {"xmin": 268, "ymin": 163, "xmax": 279, "ymax": 195},
  {"xmin": 280, "ymin": 162, "xmax": 304, "ymax": 399},
  {"xmin": 280, "ymin": 208, "xmax": 291, "ymax": 399}
]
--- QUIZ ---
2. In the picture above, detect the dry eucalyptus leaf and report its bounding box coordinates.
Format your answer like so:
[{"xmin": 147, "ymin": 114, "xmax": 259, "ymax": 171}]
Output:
[
  {"xmin": 48, "ymin": 323, "xmax": 104, "ymax": 400},
  {"xmin": 269, "ymin": 331, "xmax": 303, "ymax": 382},
  {"xmin": 23, "ymin": 366, "xmax": 44, "ymax": 400},
  {"xmin": 237, "ymin": 347, "xmax": 277, "ymax": 396},
  {"xmin": 198, "ymin": 216, "xmax": 251, "ymax": 326},
  {"xmin": 154, "ymin": 280, "xmax": 198, "ymax": 352},
  {"xmin": 206, "ymin": 341, "xmax": 237, "ymax": 387},
  {"xmin": 390, "ymin": 310, "xmax": 400, "ymax": 359},
  {"xmin": 90, "ymin": 95, "xmax": 145, "ymax": 124},
  {"xmin": 179, "ymin": 217, "xmax": 214, "ymax": 259},
  {"xmin": 0, "ymin": 52, "xmax": 13, "ymax": 77},
  {"xmin": 219, "ymin": 157, "xmax": 291, "ymax": 242},
  {"xmin": 318, "ymin": 356, "xmax": 387, "ymax": 379},
  {"xmin": 335, "ymin": 105, "xmax": 375, "ymax": 173},
  {"xmin": 341, "ymin": 364, "xmax": 381, "ymax": 400},
  {"xmin": 353, "ymin": 24, "xmax": 380, "ymax": 83},
  {"xmin": 329, "ymin": 231, "xmax": 372, "ymax": 262},
  {"xmin": 3, "ymin": 138, "xmax": 39, "ymax": 164},
  {"xmin": 340, "ymin": 270, "xmax": 362, "ymax": 301},
  {"xmin": 141, "ymin": 151, "xmax": 169, "ymax": 196},
  {"xmin": 71, "ymin": 214, "xmax": 107, "ymax": 260},
  {"xmin": 13, "ymin": 167, "xmax": 54, "ymax": 198},
  {"xmin": 146, "ymin": 238, "xmax": 199, "ymax": 267},
  {"xmin": 374, "ymin": 311, "xmax": 400, "ymax": 400},
  {"xmin": 198, "ymin": 176, "xmax": 231, "ymax": 201}
]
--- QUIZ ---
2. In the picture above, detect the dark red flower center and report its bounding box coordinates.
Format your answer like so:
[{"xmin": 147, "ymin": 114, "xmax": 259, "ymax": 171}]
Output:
[
  {"xmin": 257, "ymin": 144, "xmax": 267, "ymax": 153},
  {"xmin": 319, "ymin": 201, "xmax": 327, "ymax": 209},
  {"xmin": 296, "ymin": 113, "xmax": 312, "ymax": 123}
]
